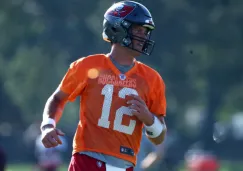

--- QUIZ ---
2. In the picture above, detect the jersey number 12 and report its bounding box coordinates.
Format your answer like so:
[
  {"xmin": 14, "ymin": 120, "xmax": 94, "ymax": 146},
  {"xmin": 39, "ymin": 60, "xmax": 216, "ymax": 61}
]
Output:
[{"xmin": 98, "ymin": 84, "xmax": 138, "ymax": 135}]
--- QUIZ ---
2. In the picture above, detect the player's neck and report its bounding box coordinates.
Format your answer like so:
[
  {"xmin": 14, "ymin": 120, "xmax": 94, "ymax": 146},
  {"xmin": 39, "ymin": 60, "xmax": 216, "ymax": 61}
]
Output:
[{"xmin": 109, "ymin": 45, "xmax": 135, "ymax": 65}]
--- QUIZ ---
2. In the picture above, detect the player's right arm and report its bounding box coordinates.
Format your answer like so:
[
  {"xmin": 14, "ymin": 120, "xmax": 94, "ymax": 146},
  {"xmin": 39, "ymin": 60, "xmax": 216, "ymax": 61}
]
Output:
[
  {"xmin": 43, "ymin": 87, "xmax": 69, "ymax": 125},
  {"xmin": 41, "ymin": 88, "xmax": 68, "ymax": 148},
  {"xmin": 41, "ymin": 58, "xmax": 87, "ymax": 148}
]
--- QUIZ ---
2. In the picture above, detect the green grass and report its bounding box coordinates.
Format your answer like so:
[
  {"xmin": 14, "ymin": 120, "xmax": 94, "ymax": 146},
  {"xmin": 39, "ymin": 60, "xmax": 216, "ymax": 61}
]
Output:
[
  {"xmin": 5, "ymin": 162, "xmax": 243, "ymax": 171},
  {"xmin": 6, "ymin": 163, "xmax": 68, "ymax": 171}
]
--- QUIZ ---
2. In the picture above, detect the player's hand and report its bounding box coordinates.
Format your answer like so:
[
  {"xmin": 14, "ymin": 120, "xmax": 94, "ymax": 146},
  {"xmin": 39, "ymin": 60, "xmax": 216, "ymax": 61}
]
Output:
[
  {"xmin": 41, "ymin": 125, "xmax": 65, "ymax": 148},
  {"xmin": 127, "ymin": 94, "xmax": 154, "ymax": 126}
]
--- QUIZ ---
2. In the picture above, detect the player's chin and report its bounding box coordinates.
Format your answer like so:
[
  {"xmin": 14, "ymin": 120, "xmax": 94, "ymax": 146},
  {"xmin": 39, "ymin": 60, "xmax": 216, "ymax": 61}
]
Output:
[
  {"xmin": 134, "ymin": 51, "xmax": 142, "ymax": 57},
  {"xmin": 130, "ymin": 48, "xmax": 143, "ymax": 57}
]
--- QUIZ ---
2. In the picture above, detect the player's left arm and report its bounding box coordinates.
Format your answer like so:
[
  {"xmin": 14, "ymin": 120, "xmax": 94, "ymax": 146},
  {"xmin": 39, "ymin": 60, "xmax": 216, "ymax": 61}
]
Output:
[
  {"xmin": 128, "ymin": 95, "xmax": 167, "ymax": 145},
  {"xmin": 146, "ymin": 116, "xmax": 167, "ymax": 145},
  {"xmin": 146, "ymin": 73, "xmax": 167, "ymax": 145},
  {"xmin": 128, "ymin": 73, "xmax": 167, "ymax": 145}
]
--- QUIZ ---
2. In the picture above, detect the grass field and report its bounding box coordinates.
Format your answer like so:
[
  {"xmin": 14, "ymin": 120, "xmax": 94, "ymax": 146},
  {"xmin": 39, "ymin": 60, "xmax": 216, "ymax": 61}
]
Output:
[
  {"xmin": 5, "ymin": 162, "xmax": 243, "ymax": 171},
  {"xmin": 6, "ymin": 164, "xmax": 69, "ymax": 171}
]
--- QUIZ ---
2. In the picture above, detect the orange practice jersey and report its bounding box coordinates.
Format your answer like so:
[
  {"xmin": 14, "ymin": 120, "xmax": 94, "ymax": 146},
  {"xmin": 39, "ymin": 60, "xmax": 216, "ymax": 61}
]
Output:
[{"xmin": 59, "ymin": 54, "xmax": 166, "ymax": 165}]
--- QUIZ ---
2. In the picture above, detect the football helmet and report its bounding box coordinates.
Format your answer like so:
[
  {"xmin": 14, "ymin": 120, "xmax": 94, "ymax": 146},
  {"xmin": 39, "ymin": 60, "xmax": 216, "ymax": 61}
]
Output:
[{"xmin": 102, "ymin": 1, "xmax": 155, "ymax": 55}]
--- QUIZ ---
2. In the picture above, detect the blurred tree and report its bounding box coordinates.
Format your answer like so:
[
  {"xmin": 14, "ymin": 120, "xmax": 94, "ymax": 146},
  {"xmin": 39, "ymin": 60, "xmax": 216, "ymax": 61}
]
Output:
[{"xmin": 0, "ymin": 0, "xmax": 243, "ymax": 162}]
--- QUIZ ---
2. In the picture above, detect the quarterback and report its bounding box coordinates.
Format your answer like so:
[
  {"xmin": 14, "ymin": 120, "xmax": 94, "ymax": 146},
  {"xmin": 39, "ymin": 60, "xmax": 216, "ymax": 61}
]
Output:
[{"xmin": 41, "ymin": 1, "xmax": 167, "ymax": 171}]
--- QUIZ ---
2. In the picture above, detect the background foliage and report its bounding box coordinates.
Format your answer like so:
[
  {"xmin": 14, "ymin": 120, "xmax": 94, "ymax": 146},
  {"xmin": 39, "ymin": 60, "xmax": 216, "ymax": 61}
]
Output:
[{"xmin": 0, "ymin": 0, "xmax": 243, "ymax": 167}]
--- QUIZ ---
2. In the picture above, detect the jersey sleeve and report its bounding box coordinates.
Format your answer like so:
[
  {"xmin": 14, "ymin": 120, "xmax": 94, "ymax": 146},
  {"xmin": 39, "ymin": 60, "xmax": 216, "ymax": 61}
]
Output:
[
  {"xmin": 59, "ymin": 58, "xmax": 87, "ymax": 102},
  {"xmin": 148, "ymin": 74, "xmax": 166, "ymax": 117}
]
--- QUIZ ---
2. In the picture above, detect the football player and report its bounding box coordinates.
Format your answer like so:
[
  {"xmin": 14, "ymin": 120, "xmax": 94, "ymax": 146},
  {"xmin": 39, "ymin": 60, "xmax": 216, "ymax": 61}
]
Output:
[{"xmin": 41, "ymin": 1, "xmax": 167, "ymax": 171}]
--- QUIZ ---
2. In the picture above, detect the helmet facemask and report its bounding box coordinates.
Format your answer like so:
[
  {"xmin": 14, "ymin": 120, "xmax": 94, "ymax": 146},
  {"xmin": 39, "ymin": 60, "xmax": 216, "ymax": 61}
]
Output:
[{"xmin": 123, "ymin": 22, "xmax": 155, "ymax": 56}]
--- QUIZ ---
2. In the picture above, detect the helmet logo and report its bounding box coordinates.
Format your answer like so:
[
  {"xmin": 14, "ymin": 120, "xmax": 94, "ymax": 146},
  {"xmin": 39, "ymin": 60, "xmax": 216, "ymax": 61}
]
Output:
[{"xmin": 108, "ymin": 4, "xmax": 135, "ymax": 18}]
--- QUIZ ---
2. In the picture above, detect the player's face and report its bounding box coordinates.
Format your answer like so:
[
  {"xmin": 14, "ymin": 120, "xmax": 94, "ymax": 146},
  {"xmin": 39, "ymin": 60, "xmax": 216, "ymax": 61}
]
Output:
[{"xmin": 129, "ymin": 24, "xmax": 151, "ymax": 56}]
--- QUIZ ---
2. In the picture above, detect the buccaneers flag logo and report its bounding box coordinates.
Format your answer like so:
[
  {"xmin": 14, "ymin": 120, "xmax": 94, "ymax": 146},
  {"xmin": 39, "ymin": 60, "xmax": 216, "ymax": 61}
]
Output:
[{"xmin": 108, "ymin": 4, "xmax": 135, "ymax": 18}]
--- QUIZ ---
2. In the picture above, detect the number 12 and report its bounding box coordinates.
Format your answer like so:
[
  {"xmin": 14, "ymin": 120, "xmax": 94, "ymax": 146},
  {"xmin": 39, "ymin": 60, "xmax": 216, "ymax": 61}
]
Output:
[{"xmin": 98, "ymin": 84, "xmax": 138, "ymax": 135}]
